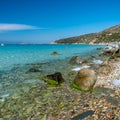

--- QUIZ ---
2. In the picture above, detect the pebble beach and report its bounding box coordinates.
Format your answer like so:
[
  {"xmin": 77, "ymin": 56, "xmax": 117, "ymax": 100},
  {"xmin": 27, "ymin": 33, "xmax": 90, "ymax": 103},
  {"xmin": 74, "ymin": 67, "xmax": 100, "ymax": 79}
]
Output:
[{"xmin": 0, "ymin": 44, "xmax": 120, "ymax": 120}]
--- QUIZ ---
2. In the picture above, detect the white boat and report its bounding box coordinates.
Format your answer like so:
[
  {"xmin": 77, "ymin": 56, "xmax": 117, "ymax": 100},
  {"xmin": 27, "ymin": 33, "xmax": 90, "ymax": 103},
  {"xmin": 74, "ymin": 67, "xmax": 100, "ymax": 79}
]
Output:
[{"xmin": 1, "ymin": 43, "xmax": 4, "ymax": 46}]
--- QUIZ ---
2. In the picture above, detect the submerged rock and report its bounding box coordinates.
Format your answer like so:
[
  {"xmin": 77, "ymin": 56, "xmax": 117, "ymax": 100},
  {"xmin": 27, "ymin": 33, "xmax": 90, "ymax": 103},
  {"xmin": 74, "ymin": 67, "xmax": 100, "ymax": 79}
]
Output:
[
  {"xmin": 26, "ymin": 67, "xmax": 42, "ymax": 73},
  {"xmin": 74, "ymin": 68, "xmax": 97, "ymax": 91},
  {"xmin": 69, "ymin": 56, "xmax": 84, "ymax": 65},
  {"xmin": 51, "ymin": 51, "xmax": 59, "ymax": 55},
  {"xmin": 46, "ymin": 72, "xmax": 64, "ymax": 84}
]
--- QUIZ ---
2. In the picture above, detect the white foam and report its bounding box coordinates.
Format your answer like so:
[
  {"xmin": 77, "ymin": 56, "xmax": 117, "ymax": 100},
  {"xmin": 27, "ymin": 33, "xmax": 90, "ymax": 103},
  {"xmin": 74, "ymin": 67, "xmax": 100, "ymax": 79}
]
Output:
[
  {"xmin": 72, "ymin": 66, "xmax": 90, "ymax": 71},
  {"xmin": 24, "ymin": 79, "xmax": 39, "ymax": 83},
  {"xmin": 0, "ymin": 93, "xmax": 9, "ymax": 102},
  {"xmin": 92, "ymin": 60, "xmax": 103, "ymax": 64},
  {"xmin": 24, "ymin": 79, "xmax": 44, "ymax": 84},
  {"xmin": 111, "ymin": 80, "xmax": 120, "ymax": 87},
  {"xmin": 0, "ymin": 93, "xmax": 9, "ymax": 98}
]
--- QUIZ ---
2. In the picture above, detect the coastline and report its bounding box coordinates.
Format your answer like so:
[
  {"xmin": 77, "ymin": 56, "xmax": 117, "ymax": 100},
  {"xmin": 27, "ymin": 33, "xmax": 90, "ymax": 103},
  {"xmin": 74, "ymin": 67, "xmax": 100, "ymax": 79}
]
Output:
[
  {"xmin": 95, "ymin": 58, "xmax": 120, "ymax": 89},
  {"xmin": 51, "ymin": 41, "xmax": 120, "ymax": 46},
  {"xmin": 0, "ymin": 44, "xmax": 120, "ymax": 119}
]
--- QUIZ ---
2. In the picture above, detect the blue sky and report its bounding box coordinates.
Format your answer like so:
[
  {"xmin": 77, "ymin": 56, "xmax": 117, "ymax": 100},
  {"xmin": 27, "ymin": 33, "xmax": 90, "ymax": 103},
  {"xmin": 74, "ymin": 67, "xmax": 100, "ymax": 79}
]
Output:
[{"xmin": 0, "ymin": 0, "xmax": 120, "ymax": 44}]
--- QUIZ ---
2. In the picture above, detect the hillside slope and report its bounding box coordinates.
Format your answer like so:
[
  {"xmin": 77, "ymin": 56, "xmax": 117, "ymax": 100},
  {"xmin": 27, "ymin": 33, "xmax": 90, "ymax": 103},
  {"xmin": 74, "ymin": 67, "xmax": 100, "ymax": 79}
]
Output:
[{"xmin": 54, "ymin": 24, "xmax": 120, "ymax": 44}]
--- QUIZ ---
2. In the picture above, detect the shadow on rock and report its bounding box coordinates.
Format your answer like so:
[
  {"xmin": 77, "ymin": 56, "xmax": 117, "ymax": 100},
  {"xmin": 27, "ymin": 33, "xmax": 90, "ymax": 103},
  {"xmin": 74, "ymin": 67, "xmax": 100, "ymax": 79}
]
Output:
[{"xmin": 46, "ymin": 72, "xmax": 64, "ymax": 84}]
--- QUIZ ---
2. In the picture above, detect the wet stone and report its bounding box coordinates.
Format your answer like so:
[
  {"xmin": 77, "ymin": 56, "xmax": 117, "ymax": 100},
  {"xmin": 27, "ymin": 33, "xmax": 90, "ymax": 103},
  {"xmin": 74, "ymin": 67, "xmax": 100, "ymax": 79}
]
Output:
[
  {"xmin": 26, "ymin": 68, "xmax": 42, "ymax": 73},
  {"xmin": 46, "ymin": 72, "xmax": 64, "ymax": 84},
  {"xmin": 71, "ymin": 110, "xmax": 94, "ymax": 120}
]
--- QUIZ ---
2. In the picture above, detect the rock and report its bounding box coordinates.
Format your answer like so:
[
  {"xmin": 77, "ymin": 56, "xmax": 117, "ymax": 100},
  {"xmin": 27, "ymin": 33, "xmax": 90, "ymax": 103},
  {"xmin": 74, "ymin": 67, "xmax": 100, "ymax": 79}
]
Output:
[
  {"xmin": 51, "ymin": 51, "xmax": 59, "ymax": 55},
  {"xmin": 97, "ymin": 58, "xmax": 112, "ymax": 76},
  {"xmin": 81, "ymin": 60, "xmax": 91, "ymax": 66},
  {"xmin": 69, "ymin": 56, "xmax": 84, "ymax": 65},
  {"xmin": 97, "ymin": 47, "xmax": 103, "ymax": 50},
  {"xmin": 98, "ymin": 62, "xmax": 112, "ymax": 76},
  {"xmin": 102, "ymin": 59, "xmax": 109, "ymax": 66},
  {"xmin": 104, "ymin": 42, "xmax": 119, "ymax": 53},
  {"xmin": 46, "ymin": 72, "xmax": 64, "ymax": 84},
  {"xmin": 90, "ymin": 64, "xmax": 100, "ymax": 71},
  {"xmin": 104, "ymin": 42, "xmax": 120, "ymax": 58},
  {"xmin": 71, "ymin": 110, "xmax": 94, "ymax": 120},
  {"xmin": 26, "ymin": 67, "xmax": 42, "ymax": 73},
  {"xmin": 74, "ymin": 68, "xmax": 97, "ymax": 91}
]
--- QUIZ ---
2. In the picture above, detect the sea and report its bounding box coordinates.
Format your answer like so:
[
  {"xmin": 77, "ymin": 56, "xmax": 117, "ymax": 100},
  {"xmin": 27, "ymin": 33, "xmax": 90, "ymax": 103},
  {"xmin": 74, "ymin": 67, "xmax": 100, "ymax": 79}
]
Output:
[{"xmin": 0, "ymin": 44, "xmax": 105, "ymax": 99}]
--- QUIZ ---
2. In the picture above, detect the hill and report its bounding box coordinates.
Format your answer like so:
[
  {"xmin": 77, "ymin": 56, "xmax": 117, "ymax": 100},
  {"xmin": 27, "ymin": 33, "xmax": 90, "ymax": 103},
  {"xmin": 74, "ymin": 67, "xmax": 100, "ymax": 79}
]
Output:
[{"xmin": 54, "ymin": 24, "xmax": 120, "ymax": 44}]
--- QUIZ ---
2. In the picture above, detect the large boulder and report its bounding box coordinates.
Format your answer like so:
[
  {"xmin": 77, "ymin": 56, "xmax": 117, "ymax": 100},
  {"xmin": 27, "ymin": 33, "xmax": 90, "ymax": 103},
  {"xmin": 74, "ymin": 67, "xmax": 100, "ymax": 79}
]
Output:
[
  {"xmin": 74, "ymin": 68, "xmax": 97, "ymax": 91},
  {"xmin": 104, "ymin": 42, "xmax": 119, "ymax": 54},
  {"xmin": 69, "ymin": 56, "xmax": 84, "ymax": 65}
]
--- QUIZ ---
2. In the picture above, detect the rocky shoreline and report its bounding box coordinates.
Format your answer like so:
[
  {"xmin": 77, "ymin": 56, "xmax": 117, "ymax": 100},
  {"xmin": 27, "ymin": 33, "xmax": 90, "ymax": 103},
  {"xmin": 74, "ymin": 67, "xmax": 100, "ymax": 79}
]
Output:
[
  {"xmin": 96, "ymin": 58, "xmax": 120, "ymax": 89},
  {"xmin": 0, "ymin": 44, "xmax": 120, "ymax": 120}
]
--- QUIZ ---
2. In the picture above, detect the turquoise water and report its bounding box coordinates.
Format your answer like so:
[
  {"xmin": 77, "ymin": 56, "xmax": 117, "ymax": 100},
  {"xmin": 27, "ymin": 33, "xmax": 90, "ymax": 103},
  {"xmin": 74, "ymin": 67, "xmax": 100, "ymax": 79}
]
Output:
[
  {"xmin": 0, "ymin": 44, "xmax": 104, "ymax": 70},
  {"xmin": 0, "ymin": 44, "xmax": 105, "ymax": 98}
]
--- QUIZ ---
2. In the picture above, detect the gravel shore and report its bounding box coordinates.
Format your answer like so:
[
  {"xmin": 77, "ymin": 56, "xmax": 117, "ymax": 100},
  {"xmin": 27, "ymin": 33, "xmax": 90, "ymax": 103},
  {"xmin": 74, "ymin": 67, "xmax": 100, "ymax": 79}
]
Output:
[{"xmin": 0, "ymin": 57, "xmax": 120, "ymax": 120}]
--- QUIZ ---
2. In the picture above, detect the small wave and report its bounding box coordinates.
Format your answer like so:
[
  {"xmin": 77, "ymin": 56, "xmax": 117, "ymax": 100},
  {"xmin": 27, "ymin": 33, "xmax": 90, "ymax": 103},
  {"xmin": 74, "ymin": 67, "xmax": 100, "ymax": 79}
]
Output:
[
  {"xmin": 0, "ymin": 93, "xmax": 9, "ymax": 99},
  {"xmin": 72, "ymin": 66, "xmax": 90, "ymax": 71},
  {"xmin": 24, "ymin": 79, "xmax": 44, "ymax": 84},
  {"xmin": 111, "ymin": 80, "xmax": 120, "ymax": 87},
  {"xmin": 92, "ymin": 60, "xmax": 103, "ymax": 64}
]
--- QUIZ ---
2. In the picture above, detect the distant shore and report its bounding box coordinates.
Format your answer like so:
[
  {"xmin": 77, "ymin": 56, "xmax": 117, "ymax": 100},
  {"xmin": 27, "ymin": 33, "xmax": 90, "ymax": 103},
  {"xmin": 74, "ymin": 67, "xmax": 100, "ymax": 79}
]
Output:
[{"xmin": 50, "ymin": 41, "xmax": 114, "ymax": 45}]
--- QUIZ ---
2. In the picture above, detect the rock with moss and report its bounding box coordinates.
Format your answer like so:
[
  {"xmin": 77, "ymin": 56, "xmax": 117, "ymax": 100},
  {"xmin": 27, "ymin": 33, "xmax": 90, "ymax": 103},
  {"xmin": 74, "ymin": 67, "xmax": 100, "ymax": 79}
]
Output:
[
  {"xmin": 46, "ymin": 72, "xmax": 64, "ymax": 84},
  {"xmin": 74, "ymin": 68, "xmax": 97, "ymax": 91}
]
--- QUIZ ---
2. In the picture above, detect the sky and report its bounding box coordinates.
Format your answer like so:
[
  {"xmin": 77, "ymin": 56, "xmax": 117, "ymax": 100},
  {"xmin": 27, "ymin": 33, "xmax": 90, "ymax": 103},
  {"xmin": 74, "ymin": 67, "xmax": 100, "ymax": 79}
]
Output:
[{"xmin": 0, "ymin": 0, "xmax": 120, "ymax": 44}]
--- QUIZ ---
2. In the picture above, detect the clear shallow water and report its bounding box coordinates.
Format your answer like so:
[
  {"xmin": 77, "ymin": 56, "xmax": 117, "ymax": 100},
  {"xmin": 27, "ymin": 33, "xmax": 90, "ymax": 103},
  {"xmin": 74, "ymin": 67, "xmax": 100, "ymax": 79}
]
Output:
[
  {"xmin": 0, "ymin": 44, "xmax": 105, "ymax": 98},
  {"xmin": 0, "ymin": 44, "xmax": 104, "ymax": 70}
]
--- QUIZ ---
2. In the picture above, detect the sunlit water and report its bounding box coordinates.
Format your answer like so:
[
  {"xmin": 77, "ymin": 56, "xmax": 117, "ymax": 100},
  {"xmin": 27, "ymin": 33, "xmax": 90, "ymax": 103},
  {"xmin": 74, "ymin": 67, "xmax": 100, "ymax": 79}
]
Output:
[{"xmin": 0, "ymin": 44, "xmax": 104, "ymax": 70}]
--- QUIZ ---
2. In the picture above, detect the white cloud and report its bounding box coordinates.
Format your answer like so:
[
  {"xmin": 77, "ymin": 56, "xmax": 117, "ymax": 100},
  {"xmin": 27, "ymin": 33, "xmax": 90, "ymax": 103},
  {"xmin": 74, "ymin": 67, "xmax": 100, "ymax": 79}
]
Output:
[{"xmin": 0, "ymin": 23, "xmax": 40, "ymax": 32}]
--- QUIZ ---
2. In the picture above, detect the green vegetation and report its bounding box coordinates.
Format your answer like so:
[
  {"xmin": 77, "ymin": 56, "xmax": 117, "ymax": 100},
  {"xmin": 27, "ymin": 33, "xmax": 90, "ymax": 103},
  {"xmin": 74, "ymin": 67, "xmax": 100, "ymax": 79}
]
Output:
[
  {"xmin": 97, "ymin": 33, "xmax": 120, "ymax": 43},
  {"xmin": 55, "ymin": 33, "xmax": 97, "ymax": 44},
  {"xmin": 54, "ymin": 24, "xmax": 120, "ymax": 44}
]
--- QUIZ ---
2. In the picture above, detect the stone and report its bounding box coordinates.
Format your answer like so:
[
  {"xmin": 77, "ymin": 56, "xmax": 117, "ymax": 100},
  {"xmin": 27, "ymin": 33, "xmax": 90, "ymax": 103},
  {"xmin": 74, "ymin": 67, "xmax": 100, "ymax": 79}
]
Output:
[
  {"xmin": 90, "ymin": 64, "xmax": 100, "ymax": 72},
  {"xmin": 51, "ymin": 51, "xmax": 59, "ymax": 55},
  {"xmin": 71, "ymin": 110, "xmax": 94, "ymax": 120},
  {"xmin": 97, "ymin": 47, "xmax": 103, "ymax": 50},
  {"xmin": 98, "ymin": 64, "xmax": 112, "ymax": 76},
  {"xmin": 102, "ymin": 59, "xmax": 109, "ymax": 66},
  {"xmin": 104, "ymin": 42, "xmax": 119, "ymax": 53},
  {"xmin": 81, "ymin": 60, "xmax": 91, "ymax": 66},
  {"xmin": 26, "ymin": 67, "xmax": 42, "ymax": 73},
  {"xmin": 74, "ymin": 68, "xmax": 97, "ymax": 91},
  {"xmin": 69, "ymin": 56, "xmax": 84, "ymax": 65},
  {"xmin": 46, "ymin": 72, "xmax": 64, "ymax": 84}
]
